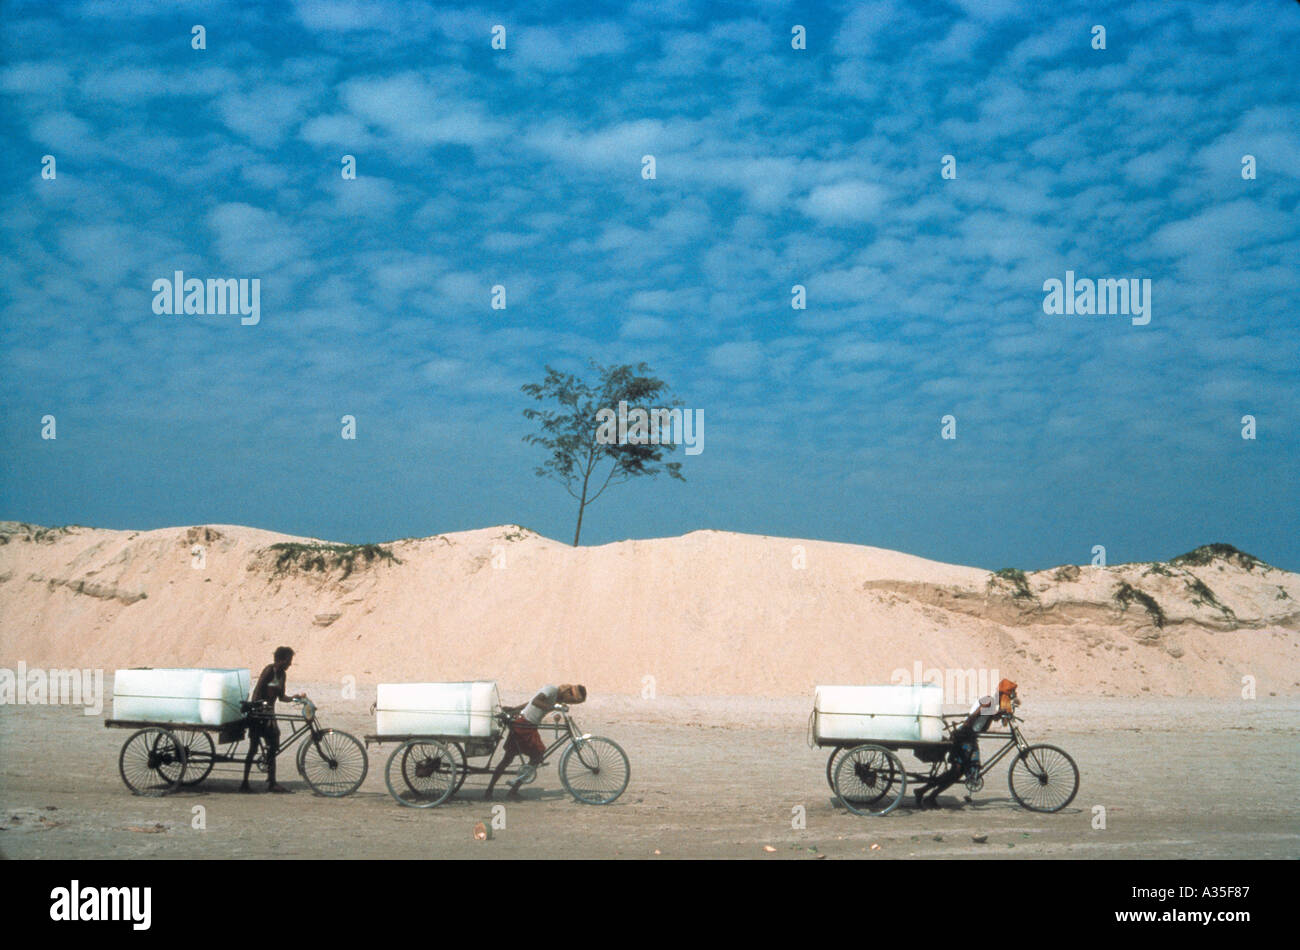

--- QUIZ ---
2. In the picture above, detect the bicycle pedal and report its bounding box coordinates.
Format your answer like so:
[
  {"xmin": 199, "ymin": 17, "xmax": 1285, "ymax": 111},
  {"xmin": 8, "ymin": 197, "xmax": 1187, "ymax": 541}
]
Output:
[{"xmin": 516, "ymin": 765, "xmax": 538, "ymax": 785}]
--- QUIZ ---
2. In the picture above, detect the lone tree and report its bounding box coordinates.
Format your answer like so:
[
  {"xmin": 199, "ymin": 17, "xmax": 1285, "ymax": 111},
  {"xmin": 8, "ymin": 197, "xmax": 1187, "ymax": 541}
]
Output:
[{"xmin": 522, "ymin": 361, "xmax": 685, "ymax": 546}]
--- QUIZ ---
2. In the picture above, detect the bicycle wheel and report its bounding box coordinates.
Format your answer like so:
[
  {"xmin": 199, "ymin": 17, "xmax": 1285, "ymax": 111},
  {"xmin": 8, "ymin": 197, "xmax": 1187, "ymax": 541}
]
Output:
[
  {"xmin": 297, "ymin": 730, "xmax": 368, "ymax": 797},
  {"xmin": 385, "ymin": 740, "xmax": 457, "ymax": 808},
  {"xmin": 834, "ymin": 744, "xmax": 905, "ymax": 816},
  {"xmin": 1008, "ymin": 744, "xmax": 1079, "ymax": 813},
  {"xmin": 178, "ymin": 729, "xmax": 214, "ymax": 786},
  {"xmin": 118, "ymin": 728, "xmax": 186, "ymax": 796},
  {"xmin": 559, "ymin": 736, "xmax": 630, "ymax": 805}
]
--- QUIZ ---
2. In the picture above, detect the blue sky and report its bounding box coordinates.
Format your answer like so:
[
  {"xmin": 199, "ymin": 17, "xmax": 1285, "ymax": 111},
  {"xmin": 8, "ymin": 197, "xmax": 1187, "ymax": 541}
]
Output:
[{"xmin": 1, "ymin": 0, "xmax": 1298, "ymax": 571}]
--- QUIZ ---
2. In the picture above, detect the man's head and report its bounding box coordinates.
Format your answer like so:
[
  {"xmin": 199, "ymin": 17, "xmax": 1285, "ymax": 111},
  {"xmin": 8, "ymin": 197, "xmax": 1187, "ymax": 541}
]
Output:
[
  {"xmin": 558, "ymin": 684, "xmax": 587, "ymax": 704},
  {"xmin": 997, "ymin": 678, "xmax": 1018, "ymax": 713},
  {"xmin": 274, "ymin": 646, "xmax": 295, "ymax": 670}
]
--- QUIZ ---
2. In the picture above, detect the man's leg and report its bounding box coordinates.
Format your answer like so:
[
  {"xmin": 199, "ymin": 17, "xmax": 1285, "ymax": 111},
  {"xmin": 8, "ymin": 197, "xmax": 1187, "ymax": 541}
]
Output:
[
  {"xmin": 921, "ymin": 761, "xmax": 962, "ymax": 806},
  {"xmin": 913, "ymin": 771, "xmax": 937, "ymax": 806},
  {"xmin": 914, "ymin": 744, "xmax": 956, "ymax": 807},
  {"xmin": 924, "ymin": 730, "xmax": 975, "ymax": 806},
  {"xmin": 522, "ymin": 723, "xmax": 545, "ymax": 767},
  {"xmin": 266, "ymin": 721, "xmax": 290, "ymax": 792},
  {"xmin": 485, "ymin": 744, "xmax": 517, "ymax": 799},
  {"xmin": 485, "ymin": 748, "xmax": 517, "ymax": 798},
  {"xmin": 241, "ymin": 724, "xmax": 261, "ymax": 791},
  {"xmin": 500, "ymin": 724, "xmax": 544, "ymax": 798}
]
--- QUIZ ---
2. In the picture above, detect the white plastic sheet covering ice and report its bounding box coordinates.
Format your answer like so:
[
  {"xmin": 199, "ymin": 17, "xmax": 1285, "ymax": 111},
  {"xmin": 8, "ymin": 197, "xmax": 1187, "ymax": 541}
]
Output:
[
  {"xmin": 813, "ymin": 684, "xmax": 944, "ymax": 743},
  {"xmin": 112, "ymin": 668, "xmax": 251, "ymax": 725},
  {"xmin": 375, "ymin": 681, "xmax": 501, "ymax": 738}
]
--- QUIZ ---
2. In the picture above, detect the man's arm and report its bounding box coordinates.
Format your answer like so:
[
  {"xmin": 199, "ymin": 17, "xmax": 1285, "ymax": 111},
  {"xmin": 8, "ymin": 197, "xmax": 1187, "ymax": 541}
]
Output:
[{"xmin": 281, "ymin": 675, "xmax": 304, "ymax": 702}]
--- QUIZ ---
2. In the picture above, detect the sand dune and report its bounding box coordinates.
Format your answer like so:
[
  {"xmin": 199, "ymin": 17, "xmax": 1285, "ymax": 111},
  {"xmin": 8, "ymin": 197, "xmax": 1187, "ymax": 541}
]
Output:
[{"xmin": 1, "ymin": 522, "xmax": 1296, "ymax": 698}]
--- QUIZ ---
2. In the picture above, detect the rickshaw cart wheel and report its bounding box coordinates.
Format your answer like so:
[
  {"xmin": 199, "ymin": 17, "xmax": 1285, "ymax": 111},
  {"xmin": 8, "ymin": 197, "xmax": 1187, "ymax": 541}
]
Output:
[
  {"xmin": 385, "ymin": 739, "xmax": 457, "ymax": 808},
  {"xmin": 402, "ymin": 738, "xmax": 465, "ymax": 799},
  {"xmin": 178, "ymin": 729, "xmax": 215, "ymax": 786},
  {"xmin": 296, "ymin": 730, "xmax": 368, "ymax": 797},
  {"xmin": 834, "ymin": 744, "xmax": 906, "ymax": 816},
  {"xmin": 1008, "ymin": 743, "xmax": 1079, "ymax": 813},
  {"xmin": 826, "ymin": 746, "xmax": 856, "ymax": 791},
  {"xmin": 118, "ymin": 728, "xmax": 186, "ymax": 796}
]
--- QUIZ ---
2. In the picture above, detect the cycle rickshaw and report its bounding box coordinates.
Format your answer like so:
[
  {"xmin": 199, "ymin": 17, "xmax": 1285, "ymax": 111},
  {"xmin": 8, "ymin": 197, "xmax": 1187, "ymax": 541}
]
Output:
[
  {"xmin": 812, "ymin": 687, "xmax": 1079, "ymax": 816},
  {"xmin": 106, "ymin": 695, "xmax": 369, "ymax": 797},
  {"xmin": 367, "ymin": 702, "xmax": 630, "ymax": 808}
]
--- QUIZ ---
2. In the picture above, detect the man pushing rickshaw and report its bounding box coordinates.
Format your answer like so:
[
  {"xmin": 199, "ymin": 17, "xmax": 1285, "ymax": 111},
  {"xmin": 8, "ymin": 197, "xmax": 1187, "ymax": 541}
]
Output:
[{"xmin": 813, "ymin": 677, "xmax": 1079, "ymax": 816}]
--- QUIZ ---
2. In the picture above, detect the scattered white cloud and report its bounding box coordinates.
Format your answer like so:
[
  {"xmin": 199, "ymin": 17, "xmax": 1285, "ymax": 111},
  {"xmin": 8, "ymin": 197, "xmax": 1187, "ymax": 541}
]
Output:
[{"xmin": 799, "ymin": 181, "xmax": 887, "ymax": 224}]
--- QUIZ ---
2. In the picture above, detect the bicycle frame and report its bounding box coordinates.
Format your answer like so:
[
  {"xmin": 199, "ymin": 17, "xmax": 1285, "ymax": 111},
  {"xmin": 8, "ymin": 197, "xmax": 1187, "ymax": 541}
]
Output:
[
  {"xmin": 921, "ymin": 715, "xmax": 1034, "ymax": 781},
  {"xmin": 483, "ymin": 709, "xmax": 590, "ymax": 773},
  {"xmin": 237, "ymin": 701, "xmax": 333, "ymax": 765}
]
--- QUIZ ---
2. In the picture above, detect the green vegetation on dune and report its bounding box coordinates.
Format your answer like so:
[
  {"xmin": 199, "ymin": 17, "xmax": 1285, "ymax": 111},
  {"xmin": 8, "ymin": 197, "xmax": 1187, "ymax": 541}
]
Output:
[
  {"xmin": 0, "ymin": 524, "xmax": 76, "ymax": 545},
  {"xmin": 1170, "ymin": 543, "xmax": 1266, "ymax": 571},
  {"xmin": 992, "ymin": 567, "xmax": 1033, "ymax": 600},
  {"xmin": 1114, "ymin": 581, "xmax": 1165, "ymax": 627},
  {"xmin": 267, "ymin": 542, "xmax": 400, "ymax": 578},
  {"xmin": 1184, "ymin": 575, "xmax": 1235, "ymax": 620}
]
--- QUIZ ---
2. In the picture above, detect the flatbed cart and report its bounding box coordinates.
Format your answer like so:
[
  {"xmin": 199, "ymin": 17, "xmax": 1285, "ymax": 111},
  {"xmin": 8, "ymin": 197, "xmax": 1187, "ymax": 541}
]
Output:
[
  {"xmin": 106, "ymin": 696, "xmax": 368, "ymax": 797},
  {"xmin": 366, "ymin": 703, "xmax": 629, "ymax": 808},
  {"xmin": 814, "ymin": 711, "xmax": 1079, "ymax": 817}
]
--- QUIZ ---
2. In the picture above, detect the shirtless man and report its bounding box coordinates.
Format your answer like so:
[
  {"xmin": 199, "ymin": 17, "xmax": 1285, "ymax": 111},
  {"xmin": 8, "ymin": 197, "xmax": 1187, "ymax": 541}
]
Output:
[
  {"xmin": 240, "ymin": 646, "xmax": 305, "ymax": 793},
  {"xmin": 484, "ymin": 683, "xmax": 587, "ymax": 800}
]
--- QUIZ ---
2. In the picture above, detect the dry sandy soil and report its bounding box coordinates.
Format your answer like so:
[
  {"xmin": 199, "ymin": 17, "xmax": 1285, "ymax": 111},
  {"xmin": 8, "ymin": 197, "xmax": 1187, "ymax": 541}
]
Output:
[{"xmin": 2, "ymin": 687, "xmax": 1296, "ymax": 860}]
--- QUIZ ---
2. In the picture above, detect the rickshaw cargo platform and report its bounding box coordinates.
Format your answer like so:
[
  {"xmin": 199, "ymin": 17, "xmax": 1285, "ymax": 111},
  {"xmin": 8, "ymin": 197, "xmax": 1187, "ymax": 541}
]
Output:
[
  {"xmin": 812, "ymin": 684, "xmax": 944, "ymax": 744},
  {"xmin": 111, "ymin": 668, "xmax": 251, "ymax": 726},
  {"xmin": 375, "ymin": 681, "xmax": 501, "ymax": 738}
]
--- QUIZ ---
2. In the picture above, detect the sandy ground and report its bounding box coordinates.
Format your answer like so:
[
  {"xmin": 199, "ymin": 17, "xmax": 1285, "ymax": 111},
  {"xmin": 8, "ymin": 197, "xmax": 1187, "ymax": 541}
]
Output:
[{"xmin": 2, "ymin": 686, "xmax": 1296, "ymax": 860}]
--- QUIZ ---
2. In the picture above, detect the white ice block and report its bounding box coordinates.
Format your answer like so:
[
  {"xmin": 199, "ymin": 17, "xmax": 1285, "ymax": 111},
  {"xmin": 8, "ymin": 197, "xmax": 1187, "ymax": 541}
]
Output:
[
  {"xmin": 112, "ymin": 668, "xmax": 251, "ymax": 726},
  {"xmin": 376, "ymin": 681, "xmax": 501, "ymax": 738},
  {"xmin": 813, "ymin": 684, "xmax": 944, "ymax": 743}
]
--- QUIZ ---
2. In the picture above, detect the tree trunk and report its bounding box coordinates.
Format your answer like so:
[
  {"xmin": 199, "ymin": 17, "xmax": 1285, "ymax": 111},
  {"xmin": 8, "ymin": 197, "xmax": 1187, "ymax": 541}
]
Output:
[{"xmin": 573, "ymin": 462, "xmax": 593, "ymax": 546}]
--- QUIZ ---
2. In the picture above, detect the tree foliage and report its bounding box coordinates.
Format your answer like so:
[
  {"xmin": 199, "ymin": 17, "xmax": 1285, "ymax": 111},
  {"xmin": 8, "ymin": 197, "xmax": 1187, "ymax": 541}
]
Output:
[{"xmin": 522, "ymin": 361, "xmax": 685, "ymax": 545}]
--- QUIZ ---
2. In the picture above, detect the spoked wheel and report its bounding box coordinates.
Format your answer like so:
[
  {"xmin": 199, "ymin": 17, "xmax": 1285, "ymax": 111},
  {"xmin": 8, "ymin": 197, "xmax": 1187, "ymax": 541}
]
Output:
[
  {"xmin": 178, "ymin": 730, "xmax": 215, "ymax": 786},
  {"xmin": 834, "ymin": 744, "xmax": 906, "ymax": 816},
  {"xmin": 404, "ymin": 739, "xmax": 465, "ymax": 799},
  {"xmin": 825, "ymin": 747, "xmax": 847, "ymax": 791},
  {"xmin": 118, "ymin": 728, "xmax": 186, "ymax": 796},
  {"xmin": 559, "ymin": 736, "xmax": 630, "ymax": 805},
  {"xmin": 385, "ymin": 740, "xmax": 458, "ymax": 808},
  {"xmin": 296, "ymin": 730, "xmax": 368, "ymax": 797},
  {"xmin": 1008, "ymin": 744, "xmax": 1079, "ymax": 813}
]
